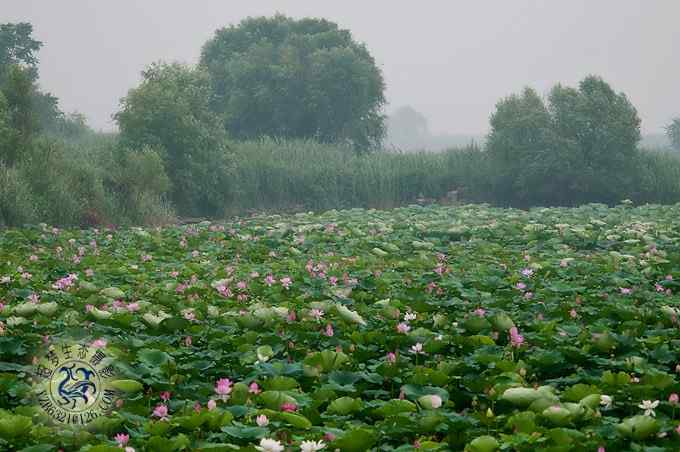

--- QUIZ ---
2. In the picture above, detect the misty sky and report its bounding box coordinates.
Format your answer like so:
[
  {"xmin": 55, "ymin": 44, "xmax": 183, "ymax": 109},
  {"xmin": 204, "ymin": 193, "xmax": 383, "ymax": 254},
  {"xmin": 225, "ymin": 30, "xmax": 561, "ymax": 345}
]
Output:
[{"xmin": 3, "ymin": 1, "xmax": 679, "ymax": 135}]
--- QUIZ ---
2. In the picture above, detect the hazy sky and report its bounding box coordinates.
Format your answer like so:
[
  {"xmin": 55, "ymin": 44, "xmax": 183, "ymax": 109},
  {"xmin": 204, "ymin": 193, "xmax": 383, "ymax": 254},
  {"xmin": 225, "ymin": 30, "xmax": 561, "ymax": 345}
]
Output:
[{"xmin": 3, "ymin": 1, "xmax": 679, "ymax": 134}]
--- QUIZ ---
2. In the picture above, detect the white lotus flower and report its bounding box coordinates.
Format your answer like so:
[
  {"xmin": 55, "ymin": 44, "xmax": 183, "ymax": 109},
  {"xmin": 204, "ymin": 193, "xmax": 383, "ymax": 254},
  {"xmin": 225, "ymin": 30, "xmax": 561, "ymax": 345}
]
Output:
[
  {"xmin": 638, "ymin": 400, "xmax": 659, "ymax": 417},
  {"xmin": 600, "ymin": 395, "xmax": 612, "ymax": 409},
  {"xmin": 256, "ymin": 438, "xmax": 284, "ymax": 452},
  {"xmin": 300, "ymin": 440, "xmax": 326, "ymax": 451},
  {"xmin": 404, "ymin": 312, "xmax": 417, "ymax": 322}
]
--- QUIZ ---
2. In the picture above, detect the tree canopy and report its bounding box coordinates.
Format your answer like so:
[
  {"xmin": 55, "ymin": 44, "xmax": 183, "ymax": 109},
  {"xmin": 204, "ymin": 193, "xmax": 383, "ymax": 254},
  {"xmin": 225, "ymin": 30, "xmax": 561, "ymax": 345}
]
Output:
[
  {"xmin": 115, "ymin": 62, "xmax": 233, "ymax": 216},
  {"xmin": 487, "ymin": 76, "xmax": 641, "ymax": 206},
  {"xmin": 0, "ymin": 22, "xmax": 42, "ymax": 81},
  {"xmin": 200, "ymin": 15, "xmax": 386, "ymax": 149}
]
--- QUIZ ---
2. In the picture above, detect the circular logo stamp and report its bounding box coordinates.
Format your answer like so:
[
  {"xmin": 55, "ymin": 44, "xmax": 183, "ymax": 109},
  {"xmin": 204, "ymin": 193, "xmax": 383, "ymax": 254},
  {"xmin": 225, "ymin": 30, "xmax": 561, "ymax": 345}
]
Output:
[{"xmin": 33, "ymin": 342, "xmax": 120, "ymax": 426}]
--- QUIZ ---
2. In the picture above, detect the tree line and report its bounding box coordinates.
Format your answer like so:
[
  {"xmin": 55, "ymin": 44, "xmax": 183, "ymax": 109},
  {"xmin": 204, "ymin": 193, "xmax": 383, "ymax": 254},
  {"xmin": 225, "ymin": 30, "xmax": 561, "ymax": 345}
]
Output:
[{"xmin": 1, "ymin": 16, "xmax": 680, "ymax": 227}]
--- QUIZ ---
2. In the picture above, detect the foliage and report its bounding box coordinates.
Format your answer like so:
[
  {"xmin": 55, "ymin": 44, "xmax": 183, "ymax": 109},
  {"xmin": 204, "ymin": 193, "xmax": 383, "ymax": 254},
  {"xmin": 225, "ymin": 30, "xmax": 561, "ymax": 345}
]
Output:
[
  {"xmin": 200, "ymin": 15, "xmax": 386, "ymax": 149},
  {"xmin": 0, "ymin": 22, "xmax": 42, "ymax": 81},
  {"xmin": 0, "ymin": 163, "xmax": 37, "ymax": 227},
  {"xmin": 487, "ymin": 76, "xmax": 641, "ymax": 206},
  {"xmin": 115, "ymin": 62, "xmax": 234, "ymax": 217},
  {"xmin": 666, "ymin": 118, "xmax": 680, "ymax": 152},
  {"xmin": 3, "ymin": 204, "xmax": 680, "ymax": 450},
  {"xmin": 226, "ymin": 139, "xmax": 486, "ymax": 215}
]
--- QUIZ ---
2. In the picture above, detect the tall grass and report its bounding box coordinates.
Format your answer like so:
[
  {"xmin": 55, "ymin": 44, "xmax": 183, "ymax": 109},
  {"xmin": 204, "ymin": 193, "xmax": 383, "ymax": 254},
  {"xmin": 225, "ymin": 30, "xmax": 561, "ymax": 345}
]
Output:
[
  {"xmin": 226, "ymin": 139, "xmax": 489, "ymax": 215},
  {"xmin": 633, "ymin": 149, "xmax": 680, "ymax": 204}
]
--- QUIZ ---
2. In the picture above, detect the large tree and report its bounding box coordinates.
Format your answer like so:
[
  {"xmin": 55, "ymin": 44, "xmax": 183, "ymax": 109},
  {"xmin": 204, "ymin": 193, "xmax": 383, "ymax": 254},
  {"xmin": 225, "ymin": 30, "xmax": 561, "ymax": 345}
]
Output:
[
  {"xmin": 487, "ymin": 76, "xmax": 641, "ymax": 206},
  {"xmin": 200, "ymin": 15, "xmax": 386, "ymax": 149},
  {"xmin": 115, "ymin": 62, "xmax": 233, "ymax": 216}
]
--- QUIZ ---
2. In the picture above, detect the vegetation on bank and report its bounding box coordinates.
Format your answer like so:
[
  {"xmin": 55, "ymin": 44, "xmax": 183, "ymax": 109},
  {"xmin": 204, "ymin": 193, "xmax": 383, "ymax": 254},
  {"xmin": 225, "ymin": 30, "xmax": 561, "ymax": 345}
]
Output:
[{"xmin": 1, "ymin": 19, "xmax": 680, "ymax": 228}]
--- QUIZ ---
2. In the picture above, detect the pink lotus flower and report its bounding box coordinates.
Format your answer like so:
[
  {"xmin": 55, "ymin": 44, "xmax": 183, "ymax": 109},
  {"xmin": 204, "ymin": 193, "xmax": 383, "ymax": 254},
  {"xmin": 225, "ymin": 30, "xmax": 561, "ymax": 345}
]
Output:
[
  {"xmin": 127, "ymin": 302, "xmax": 140, "ymax": 312},
  {"xmin": 509, "ymin": 327, "xmax": 524, "ymax": 348},
  {"xmin": 249, "ymin": 382, "xmax": 261, "ymax": 394},
  {"xmin": 329, "ymin": 276, "xmax": 338, "ymax": 286},
  {"xmin": 280, "ymin": 277, "xmax": 292, "ymax": 289},
  {"xmin": 216, "ymin": 284, "xmax": 232, "ymax": 298},
  {"xmin": 386, "ymin": 352, "xmax": 397, "ymax": 364},
  {"xmin": 620, "ymin": 287, "xmax": 632, "ymax": 295},
  {"xmin": 397, "ymin": 322, "xmax": 411, "ymax": 334},
  {"xmin": 115, "ymin": 433, "xmax": 129, "ymax": 447},
  {"xmin": 184, "ymin": 336, "xmax": 192, "ymax": 347},
  {"xmin": 521, "ymin": 268, "xmax": 534, "ymax": 277},
  {"xmin": 264, "ymin": 274, "xmax": 276, "ymax": 286},
  {"xmin": 215, "ymin": 378, "xmax": 233, "ymax": 401},
  {"xmin": 256, "ymin": 414, "xmax": 269, "ymax": 426},
  {"xmin": 207, "ymin": 399, "xmax": 217, "ymax": 411},
  {"xmin": 141, "ymin": 254, "xmax": 152, "ymax": 262},
  {"xmin": 28, "ymin": 293, "xmax": 39, "ymax": 304},
  {"xmin": 670, "ymin": 393, "xmax": 679, "ymax": 405},
  {"xmin": 152, "ymin": 404, "xmax": 169, "ymax": 420},
  {"xmin": 236, "ymin": 280, "xmax": 247, "ymax": 290},
  {"xmin": 324, "ymin": 324, "xmax": 334, "ymax": 337},
  {"xmin": 91, "ymin": 338, "xmax": 107, "ymax": 349},
  {"xmin": 410, "ymin": 343, "xmax": 424, "ymax": 354},
  {"xmin": 310, "ymin": 309, "xmax": 324, "ymax": 321},
  {"xmin": 323, "ymin": 432, "xmax": 336, "ymax": 442},
  {"xmin": 280, "ymin": 402, "xmax": 297, "ymax": 412},
  {"xmin": 160, "ymin": 391, "xmax": 171, "ymax": 401},
  {"xmin": 52, "ymin": 273, "xmax": 77, "ymax": 290},
  {"xmin": 569, "ymin": 309, "xmax": 577, "ymax": 319},
  {"xmin": 473, "ymin": 308, "xmax": 486, "ymax": 317},
  {"xmin": 515, "ymin": 282, "xmax": 526, "ymax": 291},
  {"xmin": 29, "ymin": 255, "xmax": 38, "ymax": 262}
]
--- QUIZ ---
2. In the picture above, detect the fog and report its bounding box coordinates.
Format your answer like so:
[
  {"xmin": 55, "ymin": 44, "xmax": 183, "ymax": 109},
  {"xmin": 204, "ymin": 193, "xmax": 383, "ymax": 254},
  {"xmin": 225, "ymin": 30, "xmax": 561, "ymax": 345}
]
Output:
[{"xmin": 3, "ymin": 1, "xmax": 679, "ymax": 135}]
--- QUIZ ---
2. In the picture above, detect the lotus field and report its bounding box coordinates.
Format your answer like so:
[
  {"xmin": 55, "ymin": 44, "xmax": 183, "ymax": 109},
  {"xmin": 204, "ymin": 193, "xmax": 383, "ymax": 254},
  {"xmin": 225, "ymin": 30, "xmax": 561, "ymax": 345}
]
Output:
[{"xmin": 3, "ymin": 203, "xmax": 680, "ymax": 451}]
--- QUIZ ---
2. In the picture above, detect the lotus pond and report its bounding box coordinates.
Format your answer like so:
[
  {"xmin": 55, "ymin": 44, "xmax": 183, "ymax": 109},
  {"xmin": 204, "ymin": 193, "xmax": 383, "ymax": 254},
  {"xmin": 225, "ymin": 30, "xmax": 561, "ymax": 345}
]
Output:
[{"xmin": 2, "ymin": 203, "xmax": 680, "ymax": 451}]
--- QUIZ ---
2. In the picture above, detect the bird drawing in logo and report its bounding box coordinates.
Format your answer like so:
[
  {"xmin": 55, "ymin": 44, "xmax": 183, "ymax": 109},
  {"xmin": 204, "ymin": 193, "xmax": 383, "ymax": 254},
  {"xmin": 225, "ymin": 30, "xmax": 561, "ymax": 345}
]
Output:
[{"xmin": 56, "ymin": 363, "xmax": 97, "ymax": 410}]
